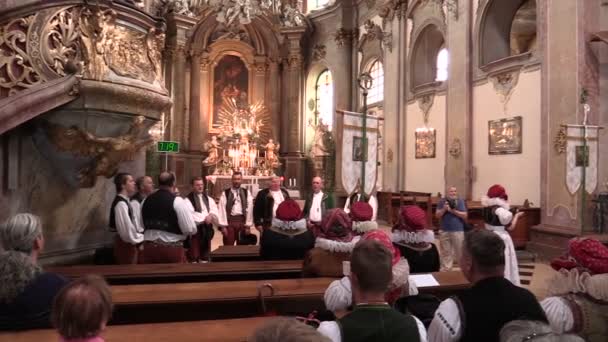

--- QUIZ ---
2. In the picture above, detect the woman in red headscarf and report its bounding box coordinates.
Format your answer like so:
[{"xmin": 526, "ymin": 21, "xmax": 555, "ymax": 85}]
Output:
[
  {"xmin": 481, "ymin": 184, "xmax": 523, "ymax": 286},
  {"xmin": 392, "ymin": 205, "xmax": 440, "ymax": 273}
]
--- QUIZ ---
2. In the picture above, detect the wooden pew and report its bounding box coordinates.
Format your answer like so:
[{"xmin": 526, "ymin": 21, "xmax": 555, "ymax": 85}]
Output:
[
  {"xmin": 210, "ymin": 245, "xmax": 260, "ymax": 261},
  {"xmin": 47, "ymin": 260, "xmax": 303, "ymax": 285},
  {"xmin": 0, "ymin": 317, "xmax": 269, "ymax": 342},
  {"xmin": 108, "ymin": 271, "xmax": 469, "ymax": 324}
]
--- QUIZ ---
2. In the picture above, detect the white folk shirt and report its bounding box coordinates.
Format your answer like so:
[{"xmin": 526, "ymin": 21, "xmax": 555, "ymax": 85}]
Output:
[
  {"xmin": 428, "ymin": 298, "xmax": 463, "ymax": 342},
  {"xmin": 114, "ymin": 194, "xmax": 144, "ymax": 244},
  {"xmin": 218, "ymin": 188, "xmax": 254, "ymax": 227},
  {"xmin": 270, "ymin": 190, "xmax": 285, "ymax": 218},
  {"xmin": 343, "ymin": 194, "xmax": 378, "ymax": 221},
  {"xmin": 184, "ymin": 193, "xmax": 219, "ymax": 224},
  {"xmin": 141, "ymin": 196, "xmax": 197, "ymax": 243},
  {"xmin": 318, "ymin": 315, "xmax": 428, "ymax": 342},
  {"xmin": 309, "ymin": 191, "xmax": 324, "ymax": 222}
]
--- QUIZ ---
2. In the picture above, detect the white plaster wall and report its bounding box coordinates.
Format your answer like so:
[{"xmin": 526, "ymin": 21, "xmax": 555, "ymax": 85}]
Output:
[
  {"xmin": 472, "ymin": 70, "xmax": 541, "ymax": 205},
  {"xmin": 405, "ymin": 94, "xmax": 446, "ymax": 194}
]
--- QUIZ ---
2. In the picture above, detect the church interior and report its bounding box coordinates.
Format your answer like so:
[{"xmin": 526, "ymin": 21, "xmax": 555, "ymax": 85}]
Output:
[{"xmin": 1, "ymin": 0, "xmax": 607, "ymax": 340}]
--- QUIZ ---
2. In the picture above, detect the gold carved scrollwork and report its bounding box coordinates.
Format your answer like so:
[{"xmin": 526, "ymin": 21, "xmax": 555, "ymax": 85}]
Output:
[
  {"xmin": 44, "ymin": 115, "xmax": 153, "ymax": 187},
  {"xmin": 449, "ymin": 138, "xmax": 462, "ymax": 158},
  {"xmin": 334, "ymin": 28, "xmax": 356, "ymax": 48},
  {"xmin": 0, "ymin": 15, "xmax": 42, "ymax": 98},
  {"xmin": 416, "ymin": 93, "xmax": 435, "ymax": 125},
  {"xmin": 554, "ymin": 126, "xmax": 567, "ymax": 155},
  {"xmin": 44, "ymin": 9, "xmax": 84, "ymax": 76}
]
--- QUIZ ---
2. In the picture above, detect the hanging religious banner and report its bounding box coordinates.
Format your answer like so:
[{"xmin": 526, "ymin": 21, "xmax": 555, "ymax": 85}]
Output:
[
  {"xmin": 565, "ymin": 124, "xmax": 601, "ymax": 195},
  {"xmin": 337, "ymin": 110, "xmax": 380, "ymax": 196}
]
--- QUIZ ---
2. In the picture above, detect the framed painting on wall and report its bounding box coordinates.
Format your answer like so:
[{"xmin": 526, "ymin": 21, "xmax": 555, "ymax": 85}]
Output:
[
  {"xmin": 415, "ymin": 129, "xmax": 436, "ymax": 159},
  {"xmin": 212, "ymin": 55, "xmax": 249, "ymax": 128},
  {"xmin": 488, "ymin": 116, "xmax": 522, "ymax": 155}
]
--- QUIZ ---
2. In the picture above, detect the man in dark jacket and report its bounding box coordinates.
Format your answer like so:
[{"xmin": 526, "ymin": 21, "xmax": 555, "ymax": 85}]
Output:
[
  {"xmin": 428, "ymin": 229, "xmax": 547, "ymax": 342},
  {"xmin": 303, "ymin": 176, "xmax": 335, "ymax": 229},
  {"xmin": 253, "ymin": 176, "xmax": 289, "ymax": 233}
]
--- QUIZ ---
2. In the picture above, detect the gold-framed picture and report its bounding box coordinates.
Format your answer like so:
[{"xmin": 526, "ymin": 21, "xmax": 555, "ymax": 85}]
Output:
[
  {"xmin": 488, "ymin": 116, "xmax": 522, "ymax": 155},
  {"xmin": 415, "ymin": 129, "xmax": 436, "ymax": 159}
]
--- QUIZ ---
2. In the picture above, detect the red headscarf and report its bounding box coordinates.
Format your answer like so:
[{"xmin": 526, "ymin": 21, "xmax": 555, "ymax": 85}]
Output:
[
  {"xmin": 551, "ymin": 238, "xmax": 608, "ymax": 275},
  {"xmin": 314, "ymin": 209, "xmax": 354, "ymax": 242}
]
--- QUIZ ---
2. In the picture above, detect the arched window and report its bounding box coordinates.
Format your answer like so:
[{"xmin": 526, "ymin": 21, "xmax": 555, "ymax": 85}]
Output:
[
  {"xmin": 367, "ymin": 60, "xmax": 384, "ymax": 104},
  {"xmin": 411, "ymin": 24, "xmax": 445, "ymax": 88},
  {"xmin": 315, "ymin": 69, "xmax": 334, "ymax": 131},
  {"xmin": 435, "ymin": 48, "xmax": 449, "ymax": 82},
  {"xmin": 307, "ymin": 0, "xmax": 331, "ymax": 12}
]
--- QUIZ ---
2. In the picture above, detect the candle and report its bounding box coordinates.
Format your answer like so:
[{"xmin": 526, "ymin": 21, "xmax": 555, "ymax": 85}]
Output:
[{"xmin": 294, "ymin": 178, "xmax": 297, "ymax": 187}]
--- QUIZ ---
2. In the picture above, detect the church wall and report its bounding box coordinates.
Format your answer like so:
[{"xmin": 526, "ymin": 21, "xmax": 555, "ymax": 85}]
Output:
[
  {"xmin": 472, "ymin": 69, "xmax": 541, "ymax": 205},
  {"xmin": 404, "ymin": 95, "xmax": 446, "ymax": 195}
]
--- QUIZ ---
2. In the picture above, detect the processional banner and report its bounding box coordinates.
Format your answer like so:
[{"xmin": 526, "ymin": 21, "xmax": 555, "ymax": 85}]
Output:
[
  {"xmin": 565, "ymin": 125, "xmax": 600, "ymax": 195},
  {"xmin": 338, "ymin": 110, "xmax": 379, "ymax": 196}
]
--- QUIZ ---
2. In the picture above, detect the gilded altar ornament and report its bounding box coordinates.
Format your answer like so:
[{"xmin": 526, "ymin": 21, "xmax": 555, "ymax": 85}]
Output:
[
  {"xmin": 204, "ymin": 97, "xmax": 278, "ymax": 176},
  {"xmin": 45, "ymin": 116, "xmax": 153, "ymax": 187}
]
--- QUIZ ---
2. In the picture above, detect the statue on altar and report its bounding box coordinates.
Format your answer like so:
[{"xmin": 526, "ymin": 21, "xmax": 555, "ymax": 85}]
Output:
[
  {"xmin": 263, "ymin": 138, "xmax": 280, "ymax": 168},
  {"xmin": 203, "ymin": 135, "xmax": 221, "ymax": 166}
]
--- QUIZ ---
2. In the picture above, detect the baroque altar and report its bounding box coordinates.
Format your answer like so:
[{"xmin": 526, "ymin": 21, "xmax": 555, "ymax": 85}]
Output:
[{"xmin": 202, "ymin": 97, "xmax": 281, "ymax": 176}]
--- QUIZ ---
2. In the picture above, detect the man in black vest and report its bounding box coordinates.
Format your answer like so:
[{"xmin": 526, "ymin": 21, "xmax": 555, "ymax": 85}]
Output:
[
  {"xmin": 253, "ymin": 176, "xmax": 290, "ymax": 233},
  {"xmin": 218, "ymin": 171, "xmax": 253, "ymax": 246},
  {"xmin": 303, "ymin": 176, "xmax": 335, "ymax": 229},
  {"xmin": 110, "ymin": 172, "xmax": 143, "ymax": 264},
  {"xmin": 184, "ymin": 176, "xmax": 218, "ymax": 262},
  {"xmin": 317, "ymin": 239, "xmax": 426, "ymax": 341},
  {"xmin": 428, "ymin": 229, "xmax": 547, "ymax": 342},
  {"xmin": 140, "ymin": 172, "xmax": 197, "ymax": 263}
]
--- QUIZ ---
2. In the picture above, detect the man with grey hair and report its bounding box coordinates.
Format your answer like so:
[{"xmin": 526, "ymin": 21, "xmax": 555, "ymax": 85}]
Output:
[
  {"xmin": 0, "ymin": 213, "xmax": 68, "ymax": 330},
  {"xmin": 428, "ymin": 229, "xmax": 546, "ymax": 342},
  {"xmin": 303, "ymin": 176, "xmax": 335, "ymax": 229},
  {"xmin": 436, "ymin": 186, "xmax": 468, "ymax": 271},
  {"xmin": 253, "ymin": 175, "xmax": 290, "ymax": 233}
]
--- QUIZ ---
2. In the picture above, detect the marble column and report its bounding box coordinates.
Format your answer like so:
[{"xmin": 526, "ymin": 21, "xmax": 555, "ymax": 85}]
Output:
[
  {"xmin": 445, "ymin": 0, "xmax": 473, "ymax": 198},
  {"xmin": 529, "ymin": 0, "xmax": 604, "ymax": 259},
  {"xmin": 280, "ymin": 27, "xmax": 307, "ymax": 187},
  {"xmin": 189, "ymin": 51, "xmax": 203, "ymax": 152},
  {"xmin": 268, "ymin": 61, "xmax": 280, "ymax": 140}
]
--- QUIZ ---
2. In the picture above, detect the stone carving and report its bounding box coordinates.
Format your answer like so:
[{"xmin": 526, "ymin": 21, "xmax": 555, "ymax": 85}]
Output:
[
  {"xmin": 45, "ymin": 10, "xmax": 84, "ymax": 76},
  {"xmin": 365, "ymin": 0, "xmax": 376, "ymax": 9},
  {"xmin": 312, "ymin": 44, "xmax": 326, "ymax": 61},
  {"xmin": 554, "ymin": 126, "xmax": 567, "ymax": 155},
  {"xmin": 378, "ymin": 0, "xmax": 407, "ymax": 27},
  {"xmin": 156, "ymin": 0, "xmax": 196, "ymax": 17},
  {"xmin": 359, "ymin": 20, "xmax": 392, "ymax": 53},
  {"xmin": 209, "ymin": 24, "xmax": 251, "ymax": 44},
  {"xmin": 387, "ymin": 148, "xmax": 393, "ymax": 163},
  {"xmin": 445, "ymin": 0, "xmax": 459, "ymax": 20},
  {"xmin": 449, "ymin": 138, "xmax": 462, "ymax": 158},
  {"xmin": 308, "ymin": 118, "xmax": 331, "ymax": 158},
  {"xmin": 44, "ymin": 115, "xmax": 153, "ymax": 187},
  {"xmin": 79, "ymin": 4, "xmax": 165, "ymax": 83},
  {"xmin": 416, "ymin": 93, "xmax": 435, "ymax": 124},
  {"xmin": 0, "ymin": 15, "xmax": 42, "ymax": 98},
  {"xmin": 281, "ymin": 4, "xmax": 305, "ymax": 27},
  {"xmin": 488, "ymin": 68, "xmax": 521, "ymax": 113},
  {"xmin": 334, "ymin": 28, "xmax": 356, "ymax": 48}
]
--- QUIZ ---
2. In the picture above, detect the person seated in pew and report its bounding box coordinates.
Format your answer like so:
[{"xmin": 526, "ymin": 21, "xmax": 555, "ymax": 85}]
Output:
[
  {"xmin": 260, "ymin": 199, "xmax": 315, "ymax": 260},
  {"xmin": 250, "ymin": 317, "xmax": 331, "ymax": 342},
  {"xmin": 52, "ymin": 275, "xmax": 113, "ymax": 342},
  {"xmin": 324, "ymin": 229, "xmax": 416, "ymax": 312},
  {"xmin": 499, "ymin": 320, "xmax": 585, "ymax": 342},
  {"xmin": 0, "ymin": 213, "xmax": 69, "ymax": 330},
  {"xmin": 318, "ymin": 239, "xmax": 427, "ymax": 342},
  {"xmin": 140, "ymin": 172, "xmax": 197, "ymax": 263},
  {"xmin": 184, "ymin": 176, "xmax": 219, "ymax": 262},
  {"xmin": 343, "ymin": 187, "xmax": 378, "ymax": 223},
  {"xmin": 302, "ymin": 209, "xmax": 359, "ymax": 277},
  {"xmin": 348, "ymin": 202, "xmax": 378, "ymax": 236},
  {"xmin": 428, "ymin": 229, "xmax": 547, "ymax": 342},
  {"xmin": 392, "ymin": 205, "xmax": 440, "ymax": 273},
  {"xmin": 110, "ymin": 173, "xmax": 144, "ymax": 264},
  {"xmin": 541, "ymin": 238, "xmax": 608, "ymax": 342}
]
